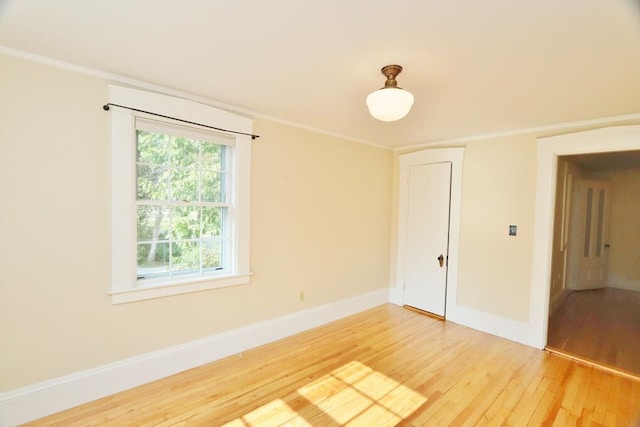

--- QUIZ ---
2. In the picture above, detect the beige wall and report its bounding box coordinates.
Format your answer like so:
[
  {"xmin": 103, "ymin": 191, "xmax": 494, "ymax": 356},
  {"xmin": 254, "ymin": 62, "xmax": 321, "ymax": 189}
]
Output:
[
  {"xmin": 391, "ymin": 134, "xmax": 537, "ymax": 323},
  {"xmin": 0, "ymin": 54, "xmax": 392, "ymax": 391},
  {"xmin": 456, "ymin": 135, "xmax": 537, "ymax": 322},
  {"xmin": 575, "ymin": 168, "xmax": 640, "ymax": 291},
  {"xmin": 605, "ymin": 169, "xmax": 640, "ymax": 291}
]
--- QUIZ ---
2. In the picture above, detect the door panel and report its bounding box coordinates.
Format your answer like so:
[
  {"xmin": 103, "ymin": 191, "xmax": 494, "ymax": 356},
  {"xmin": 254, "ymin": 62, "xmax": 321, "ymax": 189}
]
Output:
[
  {"xmin": 567, "ymin": 179, "xmax": 611, "ymax": 290},
  {"xmin": 403, "ymin": 162, "xmax": 452, "ymax": 316}
]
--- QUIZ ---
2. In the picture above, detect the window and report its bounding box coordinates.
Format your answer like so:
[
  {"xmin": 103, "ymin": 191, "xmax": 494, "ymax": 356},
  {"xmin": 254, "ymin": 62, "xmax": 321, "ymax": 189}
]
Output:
[
  {"xmin": 109, "ymin": 86, "xmax": 252, "ymax": 304},
  {"xmin": 135, "ymin": 118, "xmax": 232, "ymax": 283}
]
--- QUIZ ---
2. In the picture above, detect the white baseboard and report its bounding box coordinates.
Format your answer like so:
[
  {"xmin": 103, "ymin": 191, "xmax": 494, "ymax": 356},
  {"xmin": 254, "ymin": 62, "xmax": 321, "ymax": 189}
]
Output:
[
  {"xmin": 446, "ymin": 305, "xmax": 532, "ymax": 347},
  {"xmin": 0, "ymin": 289, "xmax": 388, "ymax": 427},
  {"xmin": 389, "ymin": 287, "xmax": 533, "ymax": 348},
  {"xmin": 607, "ymin": 273, "xmax": 640, "ymax": 292},
  {"xmin": 388, "ymin": 285, "xmax": 532, "ymax": 348}
]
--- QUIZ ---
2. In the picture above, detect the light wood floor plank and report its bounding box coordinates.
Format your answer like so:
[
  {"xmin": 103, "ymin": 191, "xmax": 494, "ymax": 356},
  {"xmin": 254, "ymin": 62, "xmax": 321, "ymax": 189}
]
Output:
[
  {"xmin": 548, "ymin": 287, "xmax": 640, "ymax": 375},
  {"xmin": 23, "ymin": 304, "xmax": 640, "ymax": 426}
]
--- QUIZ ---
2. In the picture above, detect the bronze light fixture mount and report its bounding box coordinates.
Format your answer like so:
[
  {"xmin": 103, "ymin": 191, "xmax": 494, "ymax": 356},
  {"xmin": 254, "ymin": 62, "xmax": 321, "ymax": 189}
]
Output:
[{"xmin": 379, "ymin": 64, "xmax": 404, "ymax": 89}]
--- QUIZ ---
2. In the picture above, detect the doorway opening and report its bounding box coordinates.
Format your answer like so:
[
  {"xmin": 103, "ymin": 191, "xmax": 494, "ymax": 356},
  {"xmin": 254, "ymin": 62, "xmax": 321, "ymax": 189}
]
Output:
[
  {"xmin": 546, "ymin": 151, "xmax": 640, "ymax": 375},
  {"xmin": 531, "ymin": 125, "xmax": 640, "ymax": 354}
]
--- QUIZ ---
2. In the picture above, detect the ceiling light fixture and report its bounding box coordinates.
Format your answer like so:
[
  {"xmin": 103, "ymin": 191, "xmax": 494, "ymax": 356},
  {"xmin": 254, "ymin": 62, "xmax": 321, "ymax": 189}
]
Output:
[{"xmin": 366, "ymin": 65, "xmax": 414, "ymax": 122}]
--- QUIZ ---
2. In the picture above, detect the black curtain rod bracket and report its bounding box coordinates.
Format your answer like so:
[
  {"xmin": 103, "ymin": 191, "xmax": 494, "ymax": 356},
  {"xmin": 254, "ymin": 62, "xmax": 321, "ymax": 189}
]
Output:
[{"xmin": 102, "ymin": 103, "xmax": 260, "ymax": 140}]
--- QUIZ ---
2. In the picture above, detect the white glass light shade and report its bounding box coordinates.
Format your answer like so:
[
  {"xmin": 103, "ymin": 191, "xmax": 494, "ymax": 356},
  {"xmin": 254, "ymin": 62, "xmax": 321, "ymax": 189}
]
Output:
[{"xmin": 366, "ymin": 87, "xmax": 415, "ymax": 122}]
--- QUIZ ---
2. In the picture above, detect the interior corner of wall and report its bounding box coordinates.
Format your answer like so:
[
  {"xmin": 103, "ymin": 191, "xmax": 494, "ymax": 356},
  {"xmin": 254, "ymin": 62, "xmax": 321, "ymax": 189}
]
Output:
[{"xmin": 388, "ymin": 286, "xmax": 403, "ymax": 306}]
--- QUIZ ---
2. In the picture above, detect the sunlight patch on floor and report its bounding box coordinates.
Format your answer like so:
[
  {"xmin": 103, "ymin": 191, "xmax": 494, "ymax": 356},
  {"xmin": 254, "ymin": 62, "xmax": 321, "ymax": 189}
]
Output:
[
  {"xmin": 222, "ymin": 399, "xmax": 312, "ymax": 426},
  {"xmin": 222, "ymin": 360, "xmax": 427, "ymax": 426}
]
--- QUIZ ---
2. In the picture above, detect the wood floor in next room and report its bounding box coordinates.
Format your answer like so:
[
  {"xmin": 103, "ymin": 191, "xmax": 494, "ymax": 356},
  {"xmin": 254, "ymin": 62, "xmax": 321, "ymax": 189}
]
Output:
[
  {"xmin": 25, "ymin": 304, "xmax": 640, "ymax": 426},
  {"xmin": 547, "ymin": 287, "xmax": 640, "ymax": 376}
]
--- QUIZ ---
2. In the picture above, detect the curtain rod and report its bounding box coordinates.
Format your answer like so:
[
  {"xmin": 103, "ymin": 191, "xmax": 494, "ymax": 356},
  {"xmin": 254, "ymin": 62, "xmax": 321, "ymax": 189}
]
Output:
[{"xmin": 102, "ymin": 103, "xmax": 260, "ymax": 140}]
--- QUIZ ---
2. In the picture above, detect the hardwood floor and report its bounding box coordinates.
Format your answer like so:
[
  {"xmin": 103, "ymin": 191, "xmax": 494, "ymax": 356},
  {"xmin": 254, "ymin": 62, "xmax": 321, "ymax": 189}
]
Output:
[
  {"xmin": 25, "ymin": 304, "xmax": 640, "ymax": 426},
  {"xmin": 547, "ymin": 287, "xmax": 640, "ymax": 376}
]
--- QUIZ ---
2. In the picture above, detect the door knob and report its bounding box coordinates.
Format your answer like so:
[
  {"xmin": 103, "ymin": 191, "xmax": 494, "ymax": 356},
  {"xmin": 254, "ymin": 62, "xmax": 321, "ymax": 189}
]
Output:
[{"xmin": 437, "ymin": 254, "xmax": 444, "ymax": 268}]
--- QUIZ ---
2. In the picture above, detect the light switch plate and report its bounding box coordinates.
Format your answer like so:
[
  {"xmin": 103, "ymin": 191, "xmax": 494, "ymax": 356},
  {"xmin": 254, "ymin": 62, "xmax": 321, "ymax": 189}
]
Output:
[{"xmin": 509, "ymin": 225, "xmax": 517, "ymax": 236}]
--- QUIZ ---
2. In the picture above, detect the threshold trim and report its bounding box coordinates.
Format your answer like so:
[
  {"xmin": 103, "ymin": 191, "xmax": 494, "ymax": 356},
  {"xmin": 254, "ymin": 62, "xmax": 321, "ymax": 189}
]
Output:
[
  {"xmin": 403, "ymin": 305, "xmax": 445, "ymax": 321},
  {"xmin": 545, "ymin": 346, "xmax": 640, "ymax": 381}
]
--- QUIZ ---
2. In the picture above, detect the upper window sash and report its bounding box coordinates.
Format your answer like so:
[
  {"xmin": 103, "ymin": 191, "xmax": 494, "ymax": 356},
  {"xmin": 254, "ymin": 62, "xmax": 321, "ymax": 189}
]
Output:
[
  {"xmin": 134, "ymin": 123, "xmax": 231, "ymax": 205},
  {"xmin": 135, "ymin": 116, "xmax": 235, "ymax": 147}
]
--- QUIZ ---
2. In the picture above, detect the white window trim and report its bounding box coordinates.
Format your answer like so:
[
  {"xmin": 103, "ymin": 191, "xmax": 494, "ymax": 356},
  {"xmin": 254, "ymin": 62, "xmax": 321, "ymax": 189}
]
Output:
[{"xmin": 108, "ymin": 85, "xmax": 252, "ymax": 304}]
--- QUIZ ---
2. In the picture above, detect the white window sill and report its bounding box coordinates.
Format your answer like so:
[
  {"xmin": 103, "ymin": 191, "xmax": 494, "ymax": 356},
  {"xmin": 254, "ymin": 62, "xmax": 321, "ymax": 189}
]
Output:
[{"xmin": 109, "ymin": 273, "xmax": 252, "ymax": 304}]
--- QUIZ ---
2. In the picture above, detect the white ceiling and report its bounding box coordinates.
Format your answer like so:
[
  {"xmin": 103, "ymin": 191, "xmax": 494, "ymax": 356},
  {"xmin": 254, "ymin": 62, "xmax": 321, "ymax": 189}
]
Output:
[{"xmin": 1, "ymin": 0, "xmax": 640, "ymax": 148}]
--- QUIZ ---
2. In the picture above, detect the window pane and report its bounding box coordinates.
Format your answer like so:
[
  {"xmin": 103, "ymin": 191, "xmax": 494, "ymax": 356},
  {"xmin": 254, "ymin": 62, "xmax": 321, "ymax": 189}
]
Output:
[
  {"xmin": 202, "ymin": 142, "xmax": 223, "ymax": 171},
  {"xmin": 202, "ymin": 239, "xmax": 222, "ymax": 269},
  {"xmin": 171, "ymin": 137, "xmax": 199, "ymax": 168},
  {"xmin": 137, "ymin": 205, "xmax": 170, "ymax": 241},
  {"xmin": 202, "ymin": 207, "xmax": 223, "ymax": 237},
  {"xmin": 172, "ymin": 240, "xmax": 200, "ymax": 272},
  {"xmin": 171, "ymin": 167, "xmax": 199, "ymax": 202},
  {"xmin": 133, "ymin": 121, "xmax": 233, "ymax": 284},
  {"xmin": 137, "ymin": 131, "xmax": 169, "ymax": 165},
  {"xmin": 137, "ymin": 164, "xmax": 168, "ymax": 201},
  {"xmin": 172, "ymin": 206, "xmax": 201, "ymax": 239},
  {"xmin": 584, "ymin": 188, "xmax": 593, "ymax": 257},
  {"xmin": 137, "ymin": 242, "xmax": 170, "ymax": 276},
  {"xmin": 596, "ymin": 189, "xmax": 605, "ymax": 257},
  {"xmin": 202, "ymin": 171, "xmax": 224, "ymax": 203}
]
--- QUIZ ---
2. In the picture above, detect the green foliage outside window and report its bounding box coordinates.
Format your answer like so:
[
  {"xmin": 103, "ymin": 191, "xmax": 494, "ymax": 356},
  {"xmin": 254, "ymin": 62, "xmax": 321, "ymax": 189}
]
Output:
[{"xmin": 135, "ymin": 129, "xmax": 227, "ymax": 280}]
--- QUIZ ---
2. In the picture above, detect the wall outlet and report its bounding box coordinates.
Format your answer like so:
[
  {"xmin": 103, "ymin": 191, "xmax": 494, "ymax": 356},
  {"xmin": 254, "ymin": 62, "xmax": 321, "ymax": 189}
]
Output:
[
  {"xmin": 299, "ymin": 291, "xmax": 305, "ymax": 302},
  {"xmin": 509, "ymin": 225, "xmax": 517, "ymax": 236}
]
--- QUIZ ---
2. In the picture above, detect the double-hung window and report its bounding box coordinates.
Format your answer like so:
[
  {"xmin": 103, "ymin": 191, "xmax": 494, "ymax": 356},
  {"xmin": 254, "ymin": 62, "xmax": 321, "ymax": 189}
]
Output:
[
  {"xmin": 135, "ymin": 118, "xmax": 232, "ymax": 283},
  {"xmin": 109, "ymin": 86, "xmax": 252, "ymax": 304}
]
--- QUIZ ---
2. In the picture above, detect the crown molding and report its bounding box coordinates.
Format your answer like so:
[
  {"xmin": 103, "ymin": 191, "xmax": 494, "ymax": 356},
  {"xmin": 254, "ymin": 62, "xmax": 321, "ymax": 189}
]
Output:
[{"xmin": 0, "ymin": 45, "xmax": 390, "ymax": 151}]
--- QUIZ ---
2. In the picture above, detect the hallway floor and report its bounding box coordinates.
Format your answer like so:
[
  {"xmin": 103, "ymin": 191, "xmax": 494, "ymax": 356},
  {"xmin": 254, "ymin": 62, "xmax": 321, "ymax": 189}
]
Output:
[{"xmin": 547, "ymin": 287, "xmax": 640, "ymax": 375}]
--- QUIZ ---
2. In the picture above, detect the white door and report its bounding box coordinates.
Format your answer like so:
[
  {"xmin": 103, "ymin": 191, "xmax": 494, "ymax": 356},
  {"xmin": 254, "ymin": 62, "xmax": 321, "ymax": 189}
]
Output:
[
  {"xmin": 403, "ymin": 162, "xmax": 452, "ymax": 316},
  {"xmin": 567, "ymin": 179, "xmax": 611, "ymax": 290}
]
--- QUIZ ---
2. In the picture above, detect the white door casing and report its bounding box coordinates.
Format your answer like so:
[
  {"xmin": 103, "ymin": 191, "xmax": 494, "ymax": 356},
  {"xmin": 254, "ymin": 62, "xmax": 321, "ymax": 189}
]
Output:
[
  {"xmin": 530, "ymin": 125, "xmax": 640, "ymax": 349},
  {"xmin": 396, "ymin": 148, "xmax": 464, "ymax": 318}
]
